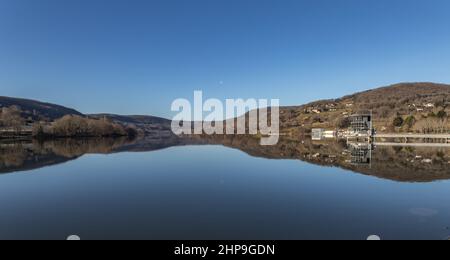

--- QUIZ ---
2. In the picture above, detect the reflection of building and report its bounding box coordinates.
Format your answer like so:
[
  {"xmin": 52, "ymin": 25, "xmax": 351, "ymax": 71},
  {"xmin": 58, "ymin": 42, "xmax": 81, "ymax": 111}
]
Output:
[
  {"xmin": 312, "ymin": 129, "xmax": 324, "ymax": 140},
  {"xmin": 349, "ymin": 113, "xmax": 373, "ymax": 136},
  {"xmin": 312, "ymin": 128, "xmax": 336, "ymax": 141},
  {"xmin": 348, "ymin": 143, "xmax": 373, "ymax": 165}
]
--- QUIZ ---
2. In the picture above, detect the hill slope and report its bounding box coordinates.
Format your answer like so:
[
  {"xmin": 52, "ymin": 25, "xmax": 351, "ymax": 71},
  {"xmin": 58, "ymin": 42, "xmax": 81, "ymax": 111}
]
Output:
[
  {"xmin": 0, "ymin": 96, "xmax": 83, "ymax": 121},
  {"xmin": 88, "ymin": 114, "xmax": 172, "ymax": 133},
  {"xmin": 278, "ymin": 82, "xmax": 450, "ymax": 135},
  {"xmin": 0, "ymin": 96, "xmax": 172, "ymax": 135},
  {"xmin": 1, "ymin": 82, "xmax": 449, "ymax": 135},
  {"xmin": 88, "ymin": 114, "xmax": 170, "ymax": 125}
]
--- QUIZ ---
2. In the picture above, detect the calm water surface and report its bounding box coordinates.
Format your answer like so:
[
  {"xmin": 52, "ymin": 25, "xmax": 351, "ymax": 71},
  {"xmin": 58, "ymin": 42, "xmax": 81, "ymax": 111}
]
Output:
[{"xmin": 0, "ymin": 139, "xmax": 449, "ymax": 240}]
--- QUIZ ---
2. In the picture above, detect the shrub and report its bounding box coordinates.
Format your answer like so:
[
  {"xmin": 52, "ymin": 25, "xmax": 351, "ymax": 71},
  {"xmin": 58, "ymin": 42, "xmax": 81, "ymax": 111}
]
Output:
[
  {"xmin": 337, "ymin": 117, "xmax": 351, "ymax": 129},
  {"xmin": 125, "ymin": 126, "xmax": 138, "ymax": 138},
  {"xmin": 404, "ymin": 116, "xmax": 416, "ymax": 128},
  {"xmin": 393, "ymin": 117, "xmax": 404, "ymax": 127},
  {"xmin": 437, "ymin": 110, "xmax": 447, "ymax": 119},
  {"xmin": 32, "ymin": 123, "xmax": 46, "ymax": 138}
]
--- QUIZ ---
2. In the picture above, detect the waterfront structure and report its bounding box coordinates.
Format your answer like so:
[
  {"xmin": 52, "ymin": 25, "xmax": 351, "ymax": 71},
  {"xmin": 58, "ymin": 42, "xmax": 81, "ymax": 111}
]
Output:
[
  {"xmin": 349, "ymin": 112, "xmax": 373, "ymax": 136},
  {"xmin": 312, "ymin": 128, "xmax": 324, "ymax": 141},
  {"xmin": 348, "ymin": 142, "xmax": 373, "ymax": 165},
  {"xmin": 312, "ymin": 128, "xmax": 336, "ymax": 140}
]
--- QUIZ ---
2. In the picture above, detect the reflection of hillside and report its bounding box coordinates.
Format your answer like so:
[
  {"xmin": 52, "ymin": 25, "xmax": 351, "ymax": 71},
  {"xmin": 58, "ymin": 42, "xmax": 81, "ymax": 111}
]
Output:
[
  {"xmin": 0, "ymin": 134, "xmax": 201, "ymax": 174},
  {"xmin": 0, "ymin": 137, "xmax": 137, "ymax": 174},
  {"xmin": 0, "ymin": 142, "xmax": 78, "ymax": 174},
  {"xmin": 195, "ymin": 135, "xmax": 450, "ymax": 182},
  {"xmin": 110, "ymin": 134, "xmax": 209, "ymax": 153},
  {"xmin": 0, "ymin": 144, "xmax": 28, "ymax": 168},
  {"xmin": 35, "ymin": 137, "xmax": 135, "ymax": 157},
  {"xmin": 363, "ymin": 146, "xmax": 450, "ymax": 182},
  {"xmin": 1, "ymin": 133, "xmax": 449, "ymax": 182}
]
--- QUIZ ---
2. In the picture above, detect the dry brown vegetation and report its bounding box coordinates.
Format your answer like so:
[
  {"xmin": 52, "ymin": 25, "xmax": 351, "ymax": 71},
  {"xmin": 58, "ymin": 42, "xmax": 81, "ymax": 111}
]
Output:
[
  {"xmin": 0, "ymin": 106, "xmax": 26, "ymax": 132},
  {"xmin": 33, "ymin": 115, "xmax": 138, "ymax": 138},
  {"xmin": 0, "ymin": 105, "xmax": 137, "ymax": 139},
  {"xmin": 0, "ymin": 137, "xmax": 138, "ymax": 174},
  {"xmin": 0, "ymin": 144, "xmax": 28, "ymax": 168},
  {"xmin": 1, "ymin": 83, "xmax": 449, "ymax": 139},
  {"xmin": 278, "ymin": 83, "xmax": 450, "ymax": 136}
]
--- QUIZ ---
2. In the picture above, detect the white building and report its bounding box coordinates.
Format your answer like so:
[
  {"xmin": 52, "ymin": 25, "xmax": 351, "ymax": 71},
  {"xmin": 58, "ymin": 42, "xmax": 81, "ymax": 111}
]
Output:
[{"xmin": 312, "ymin": 128, "xmax": 336, "ymax": 140}]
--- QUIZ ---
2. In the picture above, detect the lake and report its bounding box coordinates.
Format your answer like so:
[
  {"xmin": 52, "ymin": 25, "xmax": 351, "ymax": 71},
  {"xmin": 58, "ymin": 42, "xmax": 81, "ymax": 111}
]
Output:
[{"xmin": 0, "ymin": 136, "xmax": 449, "ymax": 240}]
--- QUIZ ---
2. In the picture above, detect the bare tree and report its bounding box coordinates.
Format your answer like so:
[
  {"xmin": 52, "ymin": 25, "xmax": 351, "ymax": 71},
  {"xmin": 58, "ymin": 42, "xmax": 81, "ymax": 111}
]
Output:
[
  {"xmin": 0, "ymin": 106, "xmax": 25, "ymax": 133},
  {"xmin": 413, "ymin": 117, "xmax": 449, "ymax": 134},
  {"xmin": 50, "ymin": 115, "xmax": 129, "ymax": 137}
]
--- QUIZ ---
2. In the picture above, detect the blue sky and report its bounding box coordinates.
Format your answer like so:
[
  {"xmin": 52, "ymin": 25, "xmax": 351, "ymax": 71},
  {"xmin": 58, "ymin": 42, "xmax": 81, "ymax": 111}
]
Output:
[{"xmin": 1, "ymin": 0, "xmax": 450, "ymax": 118}]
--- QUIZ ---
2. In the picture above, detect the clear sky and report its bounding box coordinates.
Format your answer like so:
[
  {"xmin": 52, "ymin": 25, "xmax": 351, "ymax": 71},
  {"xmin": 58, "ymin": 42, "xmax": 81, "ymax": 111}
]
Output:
[{"xmin": 1, "ymin": 0, "xmax": 450, "ymax": 118}]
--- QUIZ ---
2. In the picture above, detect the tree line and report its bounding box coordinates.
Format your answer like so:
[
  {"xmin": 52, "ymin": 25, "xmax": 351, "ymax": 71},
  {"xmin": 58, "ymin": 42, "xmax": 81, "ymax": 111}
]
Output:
[
  {"xmin": 392, "ymin": 111, "xmax": 449, "ymax": 134},
  {"xmin": 33, "ymin": 115, "xmax": 138, "ymax": 138},
  {"xmin": 0, "ymin": 106, "xmax": 137, "ymax": 138}
]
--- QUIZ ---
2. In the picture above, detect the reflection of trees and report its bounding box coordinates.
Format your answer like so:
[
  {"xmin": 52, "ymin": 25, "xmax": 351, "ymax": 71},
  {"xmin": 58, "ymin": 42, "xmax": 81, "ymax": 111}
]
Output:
[
  {"xmin": 194, "ymin": 135, "xmax": 450, "ymax": 182},
  {"xmin": 413, "ymin": 117, "xmax": 449, "ymax": 134},
  {"xmin": 0, "ymin": 144, "xmax": 28, "ymax": 167},
  {"xmin": 367, "ymin": 146, "xmax": 450, "ymax": 182},
  {"xmin": 1, "ymin": 133, "xmax": 449, "ymax": 182},
  {"xmin": 0, "ymin": 137, "xmax": 137, "ymax": 174},
  {"xmin": 32, "ymin": 137, "xmax": 135, "ymax": 158}
]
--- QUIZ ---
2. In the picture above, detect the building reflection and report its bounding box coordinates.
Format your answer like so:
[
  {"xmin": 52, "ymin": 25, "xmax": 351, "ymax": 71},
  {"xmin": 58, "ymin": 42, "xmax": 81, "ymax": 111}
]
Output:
[{"xmin": 348, "ymin": 142, "xmax": 373, "ymax": 166}]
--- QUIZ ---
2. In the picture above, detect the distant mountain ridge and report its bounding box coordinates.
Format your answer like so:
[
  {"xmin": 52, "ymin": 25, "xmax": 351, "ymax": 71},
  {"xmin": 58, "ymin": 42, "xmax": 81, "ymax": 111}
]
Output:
[
  {"xmin": 88, "ymin": 114, "xmax": 170, "ymax": 125},
  {"xmin": 0, "ymin": 96, "xmax": 170, "ymax": 123}
]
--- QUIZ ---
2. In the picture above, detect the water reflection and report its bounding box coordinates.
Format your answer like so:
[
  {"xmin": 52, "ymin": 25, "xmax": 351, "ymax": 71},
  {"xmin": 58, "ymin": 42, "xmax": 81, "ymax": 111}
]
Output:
[
  {"xmin": 348, "ymin": 142, "xmax": 373, "ymax": 165},
  {"xmin": 0, "ymin": 134, "xmax": 449, "ymax": 182},
  {"xmin": 0, "ymin": 137, "xmax": 133, "ymax": 174}
]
